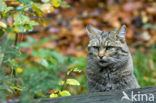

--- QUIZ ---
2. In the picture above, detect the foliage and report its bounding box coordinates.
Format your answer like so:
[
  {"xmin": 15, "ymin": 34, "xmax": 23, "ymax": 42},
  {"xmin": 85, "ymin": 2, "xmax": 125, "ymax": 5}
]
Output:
[
  {"xmin": 0, "ymin": 0, "xmax": 69, "ymax": 39},
  {"xmin": 0, "ymin": 37, "xmax": 86, "ymax": 102},
  {"xmin": 0, "ymin": 0, "xmax": 156, "ymax": 102},
  {"xmin": 1, "ymin": 36, "xmax": 156, "ymax": 102},
  {"xmin": 0, "ymin": 37, "xmax": 20, "ymax": 101},
  {"xmin": 0, "ymin": 0, "xmax": 73, "ymax": 102},
  {"xmin": 134, "ymin": 49, "xmax": 156, "ymax": 87}
]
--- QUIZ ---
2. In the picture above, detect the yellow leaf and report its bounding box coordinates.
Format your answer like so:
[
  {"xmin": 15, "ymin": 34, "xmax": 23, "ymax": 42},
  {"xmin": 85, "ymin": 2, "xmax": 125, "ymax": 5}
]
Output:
[
  {"xmin": 141, "ymin": 11, "xmax": 148, "ymax": 23},
  {"xmin": 67, "ymin": 68, "xmax": 82, "ymax": 75},
  {"xmin": 16, "ymin": 68, "xmax": 23, "ymax": 73},
  {"xmin": 32, "ymin": 3, "xmax": 43, "ymax": 16},
  {"xmin": 37, "ymin": 19, "xmax": 48, "ymax": 26},
  {"xmin": 12, "ymin": 86, "xmax": 22, "ymax": 91},
  {"xmin": 143, "ymin": 76, "xmax": 149, "ymax": 81},
  {"xmin": 14, "ymin": 28, "xmax": 19, "ymax": 33},
  {"xmin": 66, "ymin": 79, "xmax": 80, "ymax": 86},
  {"xmin": 59, "ymin": 90, "xmax": 71, "ymax": 96},
  {"xmin": 52, "ymin": 0, "xmax": 60, "ymax": 7},
  {"xmin": 50, "ymin": 6, "xmax": 55, "ymax": 12},
  {"xmin": 49, "ymin": 93, "xmax": 58, "ymax": 98},
  {"xmin": 73, "ymin": 68, "xmax": 82, "ymax": 73},
  {"xmin": 58, "ymin": 80, "xmax": 65, "ymax": 85},
  {"xmin": 10, "ymin": 1, "xmax": 20, "ymax": 5},
  {"xmin": 0, "ymin": 21, "xmax": 7, "ymax": 28},
  {"xmin": 40, "ymin": 3, "xmax": 54, "ymax": 14},
  {"xmin": 8, "ymin": 32, "xmax": 16, "ymax": 40}
]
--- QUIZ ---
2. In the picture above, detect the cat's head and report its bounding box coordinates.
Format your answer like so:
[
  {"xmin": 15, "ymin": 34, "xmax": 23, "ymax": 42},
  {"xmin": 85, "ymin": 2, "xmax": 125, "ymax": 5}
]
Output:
[{"xmin": 86, "ymin": 24, "xmax": 129, "ymax": 67}]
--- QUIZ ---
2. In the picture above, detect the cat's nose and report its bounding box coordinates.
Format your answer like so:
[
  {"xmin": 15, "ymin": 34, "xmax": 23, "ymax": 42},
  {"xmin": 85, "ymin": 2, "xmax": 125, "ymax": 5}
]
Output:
[
  {"xmin": 99, "ymin": 56, "xmax": 107, "ymax": 63},
  {"xmin": 99, "ymin": 56, "xmax": 103, "ymax": 59},
  {"xmin": 98, "ymin": 49, "xmax": 105, "ymax": 59}
]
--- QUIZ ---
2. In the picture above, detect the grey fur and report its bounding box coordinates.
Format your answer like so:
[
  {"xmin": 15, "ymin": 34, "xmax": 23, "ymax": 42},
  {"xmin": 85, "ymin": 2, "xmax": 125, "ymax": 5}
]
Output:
[{"xmin": 86, "ymin": 24, "xmax": 140, "ymax": 93}]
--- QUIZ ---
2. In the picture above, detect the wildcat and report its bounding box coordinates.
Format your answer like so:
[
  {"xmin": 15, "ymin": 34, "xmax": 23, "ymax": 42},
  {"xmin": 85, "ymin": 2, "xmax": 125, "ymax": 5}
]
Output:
[{"xmin": 86, "ymin": 24, "xmax": 140, "ymax": 93}]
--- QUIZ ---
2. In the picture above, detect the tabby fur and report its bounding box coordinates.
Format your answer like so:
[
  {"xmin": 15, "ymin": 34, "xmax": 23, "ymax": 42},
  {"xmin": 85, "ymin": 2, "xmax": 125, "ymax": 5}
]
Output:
[{"xmin": 86, "ymin": 24, "xmax": 140, "ymax": 93}]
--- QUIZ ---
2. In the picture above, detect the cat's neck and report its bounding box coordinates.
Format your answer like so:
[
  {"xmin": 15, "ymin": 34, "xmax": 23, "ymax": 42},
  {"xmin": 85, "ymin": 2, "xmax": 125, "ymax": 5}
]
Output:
[{"xmin": 102, "ymin": 54, "xmax": 134, "ymax": 76}]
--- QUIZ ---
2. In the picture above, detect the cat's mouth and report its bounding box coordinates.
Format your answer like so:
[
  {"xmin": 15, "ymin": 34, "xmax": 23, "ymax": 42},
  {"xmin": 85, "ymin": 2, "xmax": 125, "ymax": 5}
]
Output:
[
  {"xmin": 99, "ymin": 59, "xmax": 107, "ymax": 63},
  {"xmin": 98, "ymin": 60, "xmax": 109, "ymax": 67}
]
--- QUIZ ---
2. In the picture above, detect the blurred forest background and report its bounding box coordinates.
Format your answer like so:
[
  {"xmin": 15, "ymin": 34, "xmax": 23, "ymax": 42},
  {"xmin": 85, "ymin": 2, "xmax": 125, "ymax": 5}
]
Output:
[{"xmin": 0, "ymin": 0, "xmax": 156, "ymax": 102}]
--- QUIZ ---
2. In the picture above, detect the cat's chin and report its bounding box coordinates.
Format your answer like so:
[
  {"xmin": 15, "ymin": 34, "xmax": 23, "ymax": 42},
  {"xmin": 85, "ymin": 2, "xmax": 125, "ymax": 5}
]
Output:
[{"xmin": 98, "ymin": 62, "xmax": 109, "ymax": 67}]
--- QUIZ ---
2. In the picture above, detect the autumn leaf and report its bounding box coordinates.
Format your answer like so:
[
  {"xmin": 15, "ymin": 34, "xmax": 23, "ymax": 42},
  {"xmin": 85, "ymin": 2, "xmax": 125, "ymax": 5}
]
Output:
[
  {"xmin": 40, "ymin": 3, "xmax": 55, "ymax": 14},
  {"xmin": 0, "ymin": 21, "xmax": 7, "ymax": 28},
  {"xmin": 49, "ymin": 93, "xmax": 58, "ymax": 98},
  {"xmin": 0, "ymin": 0, "xmax": 7, "ymax": 12},
  {"xmin": 66, "ymin": 79, "xmax": 80, "ymax": 86},
  {"xmin": 59, "ymin": 90, "xmax": 71, "ymax": 96},
  {"xmin": 16, "ymin": 68, "xmax": 23, "ymax": 73},
  {"xmin": 52, "ymin": 0, "xmax": 60, "ymax": 8}
]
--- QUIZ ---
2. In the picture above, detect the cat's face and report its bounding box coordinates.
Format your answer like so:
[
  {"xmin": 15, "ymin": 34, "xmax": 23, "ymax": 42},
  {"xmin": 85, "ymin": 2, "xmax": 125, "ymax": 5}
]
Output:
[{"xmin": 86, "ymin": 25, "xmax": 129, "ymax": 67}]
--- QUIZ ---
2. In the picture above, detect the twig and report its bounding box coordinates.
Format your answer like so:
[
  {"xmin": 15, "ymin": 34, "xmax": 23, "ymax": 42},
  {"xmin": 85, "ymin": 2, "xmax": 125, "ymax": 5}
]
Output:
[{"xmin": 14, "ymin": 33, "xmax": 18, "ymax": 46}]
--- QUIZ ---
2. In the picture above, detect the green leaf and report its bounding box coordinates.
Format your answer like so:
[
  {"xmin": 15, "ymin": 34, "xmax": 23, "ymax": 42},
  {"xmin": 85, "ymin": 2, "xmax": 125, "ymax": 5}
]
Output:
[
  {"xmin": 58, "ymin": 0, "xmax": 70, "ymax": 8},
  {"xmin": 0, "ymin": 0, "xmax": 7, "ymax": 12},
  {"xmin": 19, "ymin": 42, "xmax": 30, "ymax": 48},
  {"xmin": 14, "ymin": 14, "xmax": 30, "ymax": 25},
  {"xmin": 59, "ymin": 90, "xmax": 71, "ymax": 96},
  {"xmin": 14, "ymin": 14, "xmax": 38, "ymax": 30},
  {"xmin": 16, "ymin": 6, "xmax": 26, "ymax": 11},
  {"xmin": 39, "ymin": 37, "xmax": 51, "ymax": 45},
  {"xmin": 51, "ymin": 51, "xmax": 64, "ymax": 63},
  {"xmin": 66, "ymin": 79, "xmax": 80, "ymax": 86},
  {"xmin": 58, "ymin": 80, "xmax": 64, "ymax": 85},
  {"xmin": 27, "ymin": 36, "xmax": 36, "ymax": 43},
  {"xmin": 67, "ymin": 67, "xmax": 82, "ymax": 75},
  {"xmin": 67, "ymin": 68, "xmax": 73, "ymax": 75},
  {"xmin": 24, "ymin": 25, "xmax": 33, "ymax": 31},
  {"xmin": 2, "ymin": 7, "xmax": 14, "ymax": 17},
  {"xmin": 0, "ymin": 52, "xmax": 4, "ymax": 67},
  {"xmin": 14, "ymin": 25, "xmax": 25, "ymax": 32},
  {"xmin": 49, "ymin": 57, "xmax": 57, "ymax": 65},
  {"xmin": 73, "ymin": 68, "xmax": 82, "ymax": 73},
  {"xmin": 5, "ymin": 7, "xmax": 14, "ymax": 12},
  {"xmin": 0, "ymin": 30, "xmax": 5, "ymax": 37},
  {"xmin": 41, "ymin": 59, "xmax": 49, "ymax": 67},
  {"xmin": 28, "ymin": 21, "xmax": 39, "ymax": 25},
  {"xmin": 11, "ymin": 86, "xmax": 22, "ymax": 91},
  {"xmin": 143, "ymin": 23, "xmax": 156, "ymax": 30},
  {"xmin": 41, "ymin": 0, "xmax": 49, "ymax": 3},
  {"xmin": 19, "ymin": 0, "xmax": 31, "ymax": 4}
]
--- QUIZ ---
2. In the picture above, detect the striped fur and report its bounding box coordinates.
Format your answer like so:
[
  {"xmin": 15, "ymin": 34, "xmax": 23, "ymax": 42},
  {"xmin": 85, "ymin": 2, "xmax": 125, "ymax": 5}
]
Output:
[{"xmin": 86, "ymin": 25, "xmax": 140, "ymax": 93}]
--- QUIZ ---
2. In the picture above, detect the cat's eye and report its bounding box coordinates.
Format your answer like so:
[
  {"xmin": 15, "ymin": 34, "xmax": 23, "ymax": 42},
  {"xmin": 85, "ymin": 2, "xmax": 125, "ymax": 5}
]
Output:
[
  {"xmin": 106, "ymin": 46, "xmax": 114, "ymax": 50},
  {"xmin": 92, "ymin": 46, "xmax": 99, "ymax": 49}
]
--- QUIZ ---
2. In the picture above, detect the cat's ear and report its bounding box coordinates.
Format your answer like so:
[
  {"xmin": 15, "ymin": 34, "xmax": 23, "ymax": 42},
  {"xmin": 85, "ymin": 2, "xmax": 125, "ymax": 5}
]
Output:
[
  {"xmin": 118, "ymin": 25, "xmax": 126, "ymax": 38},
  {"xmin": 86, "ymin": 24, "xmax": 102, "ymax": 39}
]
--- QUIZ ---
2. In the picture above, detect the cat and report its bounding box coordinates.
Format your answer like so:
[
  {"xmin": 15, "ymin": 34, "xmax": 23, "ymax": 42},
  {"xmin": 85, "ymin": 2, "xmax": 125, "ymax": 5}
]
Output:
[{"xmin": 86, "ymin": 24, "xmax": 140, "ymax": 93}]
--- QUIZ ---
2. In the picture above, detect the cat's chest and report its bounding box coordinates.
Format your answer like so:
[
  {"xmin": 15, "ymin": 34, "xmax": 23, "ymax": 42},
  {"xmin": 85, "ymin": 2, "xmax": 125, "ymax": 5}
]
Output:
[{"xmin": 88, "ymin": 70, "xmax": 121, "ymax": 85}]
